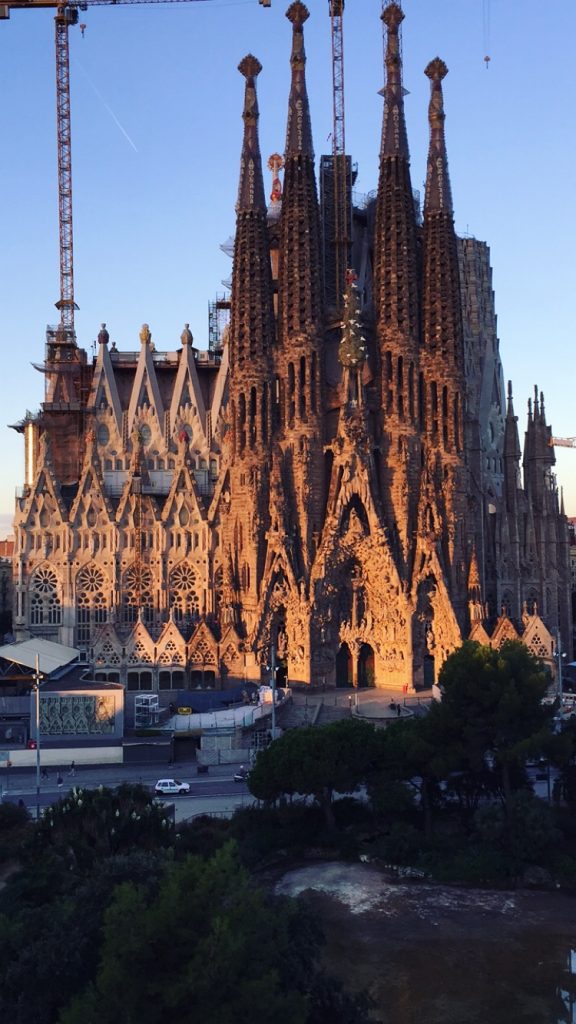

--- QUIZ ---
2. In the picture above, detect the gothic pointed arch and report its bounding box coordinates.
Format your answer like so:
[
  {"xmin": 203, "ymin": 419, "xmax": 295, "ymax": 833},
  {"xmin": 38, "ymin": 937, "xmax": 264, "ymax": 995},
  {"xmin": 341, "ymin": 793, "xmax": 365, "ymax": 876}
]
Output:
[
  {"xmin": 75, "ymin": 562, "xmax": 110, "ymax": 646},
  {"xmin": 169, "ymin": 560, "xmax": 201, "ymax": 622},
  {"xmin": 121, "ymin": 561, "xmax": 154, "ymax": 625},
  {"xmin": 29, "ymin": 564, "xmax": 61, "ymax": 628}
]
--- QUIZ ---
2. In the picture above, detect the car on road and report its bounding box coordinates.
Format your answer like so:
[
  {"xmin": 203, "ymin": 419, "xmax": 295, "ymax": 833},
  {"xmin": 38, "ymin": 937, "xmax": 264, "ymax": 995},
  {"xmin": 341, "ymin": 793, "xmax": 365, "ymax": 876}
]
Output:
[{"xmin": 154, "ymin": 778, "xmax": 191, "ymax": 795}]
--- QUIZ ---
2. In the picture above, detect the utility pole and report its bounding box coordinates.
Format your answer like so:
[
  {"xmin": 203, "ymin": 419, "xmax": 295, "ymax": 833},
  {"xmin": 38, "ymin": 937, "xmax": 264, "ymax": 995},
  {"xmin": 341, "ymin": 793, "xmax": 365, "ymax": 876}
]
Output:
[
  {"xmin": 34, "ymin": 653, "xmax": 42, "ymax": 822},
  {"xmin": 270, "ymin": 642, "xmax": 276, "ymax": 739},
  {"xmin": 557, "ymin": 628, "xmax": 564, "ymax": 706}
]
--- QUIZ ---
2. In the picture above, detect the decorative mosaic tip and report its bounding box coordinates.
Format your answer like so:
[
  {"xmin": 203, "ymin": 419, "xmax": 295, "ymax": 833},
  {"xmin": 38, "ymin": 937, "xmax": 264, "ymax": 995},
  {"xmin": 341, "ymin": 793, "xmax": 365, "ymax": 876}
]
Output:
[
  {"xmin": 286, "ymin": 1, "xmax": 309, "ymax": 28},
  {"xmin": 139, "ymin": 323, "xmax": 151, "ymax": 345},
  {"xmin": 238, "ymin": 54, "xmax": 262, "ymax": 80},
  {"xmin": 382, "ymin": 2, "xmax": 404, "ymax": 29},
  {"xmin": 425, "ymin": 57, "xmax": 448, "ymax": 82},
  {"xmin": 98, "ymin": 323, "xmax": 109, "ymax": 345}
]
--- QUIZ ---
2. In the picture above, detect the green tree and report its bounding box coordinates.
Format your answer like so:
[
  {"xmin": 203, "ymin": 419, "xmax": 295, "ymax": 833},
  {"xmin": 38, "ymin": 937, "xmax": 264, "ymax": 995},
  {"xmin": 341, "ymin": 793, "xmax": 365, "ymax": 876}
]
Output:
[
  {"xmin": 60, "ymin": 844, "xmax": 327, "ymax": 1024},
  {"xmin": 31, "ymin": 782, "xmax": 174, "ymax": 870},
  {"xmin": 435, "ymin": 640, "xmax": 553, "ymax": 818},
  {"xmin": 249, "ymin": 719, "xmax": 380, "ymax": 827}
]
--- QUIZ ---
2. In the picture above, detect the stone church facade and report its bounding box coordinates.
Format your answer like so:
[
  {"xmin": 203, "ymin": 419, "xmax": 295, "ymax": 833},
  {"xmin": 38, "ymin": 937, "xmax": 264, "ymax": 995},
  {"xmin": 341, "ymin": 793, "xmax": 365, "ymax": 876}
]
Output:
[{"xmin": 11, "ymin": 3, "xmax": 571, "ymax": 691}]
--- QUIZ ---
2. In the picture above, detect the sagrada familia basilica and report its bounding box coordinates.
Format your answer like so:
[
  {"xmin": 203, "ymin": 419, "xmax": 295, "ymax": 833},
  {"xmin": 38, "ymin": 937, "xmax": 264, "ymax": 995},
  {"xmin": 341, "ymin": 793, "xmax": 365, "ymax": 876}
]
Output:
[{"xmin": 11, "ymin": 3, "xmax": 572, "ymax": 692}]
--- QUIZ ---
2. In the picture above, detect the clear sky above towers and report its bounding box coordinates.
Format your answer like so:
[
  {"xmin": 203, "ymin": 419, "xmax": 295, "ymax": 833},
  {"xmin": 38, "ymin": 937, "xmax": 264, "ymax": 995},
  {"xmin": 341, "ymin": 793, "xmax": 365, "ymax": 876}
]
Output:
[{"xmin": 0, "ymin": 0, "xmax": 575, "ymax": 535}]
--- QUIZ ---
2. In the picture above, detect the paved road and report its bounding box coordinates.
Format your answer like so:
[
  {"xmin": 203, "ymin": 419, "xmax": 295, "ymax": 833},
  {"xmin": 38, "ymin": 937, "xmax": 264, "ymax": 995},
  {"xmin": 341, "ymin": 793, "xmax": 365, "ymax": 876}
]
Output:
[{"xmin": 1, "ymin": 761, "xmax": 255, "ymax": 821}]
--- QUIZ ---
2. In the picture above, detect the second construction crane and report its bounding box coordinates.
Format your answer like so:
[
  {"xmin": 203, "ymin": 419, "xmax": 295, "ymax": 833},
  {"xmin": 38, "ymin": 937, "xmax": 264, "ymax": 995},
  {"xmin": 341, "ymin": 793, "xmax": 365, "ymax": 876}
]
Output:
[{"xmin": 1, "ymin": 0, "xmax": 271, "ymax": 336}]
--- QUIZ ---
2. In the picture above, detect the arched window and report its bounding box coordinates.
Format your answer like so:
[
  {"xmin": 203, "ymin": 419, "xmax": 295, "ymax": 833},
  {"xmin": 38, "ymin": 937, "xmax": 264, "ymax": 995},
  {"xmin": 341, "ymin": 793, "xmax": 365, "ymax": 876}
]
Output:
[
  {"xmin": 169, "ymin": 562, "xmax": 200, "ymax": 622},
  {"xmin": 76, "ymin": 564, "xmax": 107, "ymax": 645},
  {"xmin": 29, "ymin": 567, "xmax": 61, "ymax": 627},
  {"xmin": 122, "ymin": 563, "xmax": 154, "ymax": 625}
]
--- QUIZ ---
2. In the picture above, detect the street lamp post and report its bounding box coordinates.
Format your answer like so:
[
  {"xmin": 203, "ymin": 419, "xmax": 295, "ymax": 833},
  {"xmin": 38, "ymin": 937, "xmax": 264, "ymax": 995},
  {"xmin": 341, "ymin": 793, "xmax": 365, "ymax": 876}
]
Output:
[
  {"xmin": 270, "ymin": 643, "xmax": 276, "ymax": 739},
  {"xmin": 557, "ymin": 629, "xmax": 564, "ymax": 706},
  {"xmin": 33, "ymin": 653, "xmax": 42, "ymax": 821}
]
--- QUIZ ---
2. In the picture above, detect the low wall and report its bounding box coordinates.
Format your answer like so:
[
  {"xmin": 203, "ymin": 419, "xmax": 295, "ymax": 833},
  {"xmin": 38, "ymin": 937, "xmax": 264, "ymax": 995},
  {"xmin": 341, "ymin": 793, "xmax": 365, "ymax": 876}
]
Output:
[{"xmin": 2, "ymin": 746, "xmax": 124, "ymax": 768}]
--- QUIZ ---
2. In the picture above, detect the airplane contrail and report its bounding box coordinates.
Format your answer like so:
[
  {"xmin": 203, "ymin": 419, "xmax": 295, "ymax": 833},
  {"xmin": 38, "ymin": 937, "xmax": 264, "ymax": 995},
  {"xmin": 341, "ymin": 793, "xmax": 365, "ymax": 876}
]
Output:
[{"xmin": 74, "ymin": 59, "xmax": 139, "ymax": 154}]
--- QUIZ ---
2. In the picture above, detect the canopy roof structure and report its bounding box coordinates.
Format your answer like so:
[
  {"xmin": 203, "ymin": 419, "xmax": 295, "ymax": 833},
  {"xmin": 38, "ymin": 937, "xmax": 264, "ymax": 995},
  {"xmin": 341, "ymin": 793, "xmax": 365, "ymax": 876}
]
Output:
[{"xmin": 0, "ymin": 639, "xmax": 79, "ymax": 676}]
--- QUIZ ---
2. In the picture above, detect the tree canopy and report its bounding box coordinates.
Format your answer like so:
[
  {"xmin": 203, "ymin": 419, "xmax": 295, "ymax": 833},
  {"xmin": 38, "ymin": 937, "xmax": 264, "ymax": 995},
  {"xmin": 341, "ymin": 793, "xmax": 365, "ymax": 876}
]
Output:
[{"xmin": 248, "ymin": 718, "xmax": 381, "ymax": 825}]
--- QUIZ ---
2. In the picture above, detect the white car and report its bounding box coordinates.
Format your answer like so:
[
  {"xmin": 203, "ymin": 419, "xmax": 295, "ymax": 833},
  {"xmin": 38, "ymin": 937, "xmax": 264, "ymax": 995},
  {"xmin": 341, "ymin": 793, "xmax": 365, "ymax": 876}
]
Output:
[{"xmin": 154, "ymin": 778, "xmax": 191, "ymax": 795}]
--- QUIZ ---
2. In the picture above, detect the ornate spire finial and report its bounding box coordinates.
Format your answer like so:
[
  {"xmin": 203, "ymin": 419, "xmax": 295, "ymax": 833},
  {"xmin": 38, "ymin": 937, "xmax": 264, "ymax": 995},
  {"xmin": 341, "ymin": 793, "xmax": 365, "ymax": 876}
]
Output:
[
  {"xmin": 236, "ymin": 55, "xmax": 266, "ymax": 213},
  {"xmin": 533, "ymin": 384, "xmax": 539, "ymax": 418},
  {"xmin": 424, "ymin": 57, "xmax": 453, "ymax": 215},
  {"xmin": 380, "ymin": 2, "xmax": 409, "ymax": 159},
  {"xmin": 268, "ymin": 152, "xmax": 284, "ymax": 208},
  {"xmin": 286, "ymin": 0, "xmax": 309, "ymax": 31},
  {"xmin": 139, "ymin": 323, "xmax": 151, "ymax": 346},
  {"xmin": 98, "ymin": 323, "xmax": 109, "ymax": 345},
  {"xmin": 285, "ymin": 2, "xmax": 314, "ymax": 158}
]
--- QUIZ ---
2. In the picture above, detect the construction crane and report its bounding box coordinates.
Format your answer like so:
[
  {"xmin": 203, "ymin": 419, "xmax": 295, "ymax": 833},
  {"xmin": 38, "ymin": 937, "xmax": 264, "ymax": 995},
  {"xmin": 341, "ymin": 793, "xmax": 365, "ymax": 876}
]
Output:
[
  {"xmin": 1, "ymin": 0, "xmax": 271, "ymax": 336},
  {"xmin": 550, "ymin": 437, "xmax": 576, "ymax": 449},
  {"xmin": 328, "ymin": 0, "xmax": 348, "ymax": 316}
]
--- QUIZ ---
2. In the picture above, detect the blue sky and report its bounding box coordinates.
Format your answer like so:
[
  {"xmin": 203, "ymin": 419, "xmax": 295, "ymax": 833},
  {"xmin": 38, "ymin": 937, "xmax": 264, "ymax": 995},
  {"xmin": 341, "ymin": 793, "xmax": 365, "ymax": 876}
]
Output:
[{"xmin": 1, "ymin": 0, "xmax": 575, "ymax": 538}]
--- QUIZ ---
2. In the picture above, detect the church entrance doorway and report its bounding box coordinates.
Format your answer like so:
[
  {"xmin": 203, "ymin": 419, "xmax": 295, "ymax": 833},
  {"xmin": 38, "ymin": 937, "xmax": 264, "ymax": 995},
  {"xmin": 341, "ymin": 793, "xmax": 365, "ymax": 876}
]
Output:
[
  {"xmin": 357, "ymin": 643, "xmax": 375, "ymax": 688},
  {"xmin": 423, "ymin": 655, "xmax": 435, "ymax": 687},
  {"xmin": 336, "ymin": 643, "xmax": 353, "ymax": 687}
]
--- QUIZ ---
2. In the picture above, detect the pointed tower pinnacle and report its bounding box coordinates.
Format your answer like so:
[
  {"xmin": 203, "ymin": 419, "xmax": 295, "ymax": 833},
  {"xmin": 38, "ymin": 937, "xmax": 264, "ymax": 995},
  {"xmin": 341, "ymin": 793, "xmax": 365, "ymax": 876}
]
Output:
[
  {"xmin": 278, "ymin": 1, "xmax": 322, "ymax": 337},
  {"xmin": 237, "ymin": 55, "xmax": 266, "ymax": 213},
  {"xmin": 285, "ymin": 2, "xmax": 314, "ymax": 159},
  {"xmin": 380, "ymin": 3, "xmax": 410, "ymax": 159},
  {"xmin": 374, "ymin": 3, "xmax": 419, "ymax": 345},
  {"xmin": 228, "ymin": 54, "xmax": 275, "ymax": 380},
  {"xmin": 424, "ymin": 58, "xmax": 453, "ymax": 216}
]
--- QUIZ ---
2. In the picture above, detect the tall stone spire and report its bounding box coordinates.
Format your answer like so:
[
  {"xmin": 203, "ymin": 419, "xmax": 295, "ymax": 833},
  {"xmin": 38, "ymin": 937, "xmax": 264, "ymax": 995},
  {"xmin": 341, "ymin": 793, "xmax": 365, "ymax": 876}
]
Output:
[
  {"xmin": 223, "ymin": 55, "xmax": 275, "ymax": 628},
  {"xmin": 284, "ymin": 0, "xmax": 314, "ymax": 160},
  {"xmin": 229, "ymin": 55, "xmax": 275, "ymax": 378},
  {"xmin": 278, "ymin": 1, "xmax": 322, "ymax": 336},
  {"xmin": 421, "ymin": 57, "xmax": 464, "ymax": 424},
  {"xmin": 380, "ymin": 2, "xmax": 410, "ymax": 159},
  {"xmin": 373, "ymin": 3, "xmax": 420, "ymax": 572},
  {"xmin": 420, "ymin": 57, "xmax": 467, "ymax": 614},
  {"xmin": 236, "ymin": 55, "xmax": 267, "ymax": 214},
  {"xmin": 373, "ymin": 3, "xmax": 419, "ymax": 345},
  {"xmin": 423, "ymin": 58, "xmax": 453, "ymax": 216},
  {"xmin": 271, "ymin": 1, "xmax": 324, "ymax": 580}
]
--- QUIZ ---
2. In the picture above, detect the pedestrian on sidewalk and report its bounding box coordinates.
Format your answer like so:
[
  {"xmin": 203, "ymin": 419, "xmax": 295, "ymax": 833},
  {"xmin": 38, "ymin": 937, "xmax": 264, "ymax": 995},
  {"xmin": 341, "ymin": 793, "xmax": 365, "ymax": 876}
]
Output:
[
  {"xmin": 68, "ymin": 761, "xmax": 76, "ymax": 777},
  {"xmin": 57, "ymin": 773, "xmax": 63, "ymax": 789},
  {"xmin": 41, "ymin": 767, "xmax": 49, "ymax": 780}
]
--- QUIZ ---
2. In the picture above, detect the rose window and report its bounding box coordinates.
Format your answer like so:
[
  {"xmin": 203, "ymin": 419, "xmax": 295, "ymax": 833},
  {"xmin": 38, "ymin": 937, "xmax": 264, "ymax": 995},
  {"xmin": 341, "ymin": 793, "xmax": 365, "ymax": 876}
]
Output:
[{"xmin": 77, "ymin": 564, "xmax": 105, "ymax": 596}]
